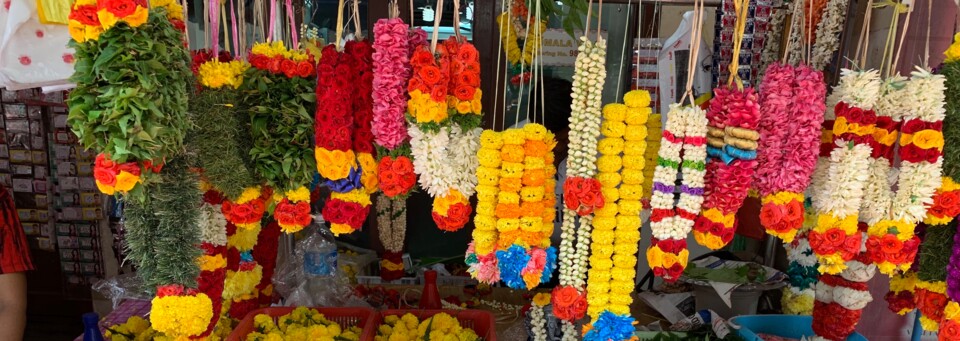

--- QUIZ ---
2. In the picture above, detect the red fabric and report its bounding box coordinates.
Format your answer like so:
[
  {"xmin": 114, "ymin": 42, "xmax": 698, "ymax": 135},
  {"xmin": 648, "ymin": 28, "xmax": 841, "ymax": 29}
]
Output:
[{"xmin": 0, "ymin": 190, "xmax": 32, "ymax": 274}]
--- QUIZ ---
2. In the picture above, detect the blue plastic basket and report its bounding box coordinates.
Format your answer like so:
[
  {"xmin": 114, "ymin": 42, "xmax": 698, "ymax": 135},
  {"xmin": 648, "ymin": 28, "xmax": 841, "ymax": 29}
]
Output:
[{"xmin": 728, "ymin": 315, "xmax": 867, "ymax": 341}]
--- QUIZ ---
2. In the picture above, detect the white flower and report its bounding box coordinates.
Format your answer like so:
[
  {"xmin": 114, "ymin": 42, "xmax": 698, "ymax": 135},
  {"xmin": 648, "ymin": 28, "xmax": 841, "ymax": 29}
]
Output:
[
  {"xmin": 832, "ymin": 285, "xmax": 873, "ymax": 310},
  {"xmin": 891, "ymin": 160, "xmax": 943, "ymax": 223},
  {"xmin": 408, "ymin": 125, "xmax": 454, "ymax": 197},
  {"xmin": 812, "ymin": 141, "xmax": 871, "ymax": 217},
  {"xmin": 837, "ymin": 69, "xmax": 882, "ymax": 109},
  {"xmin": 859, "ymin": 157, "xmax": 895, "ymax": 225},
  {"xmin": 840, "ymin": 260, "xmax": 877, "ymax": 283},
  {"xmin": 198, "ymin": 203, "xmax": 228, "ymax": 246},
  {"xmin": 811, "ymin": 0, "xmax": 851, "ymax": 70},
  {"xmin": 907, "ymin": 68, "xmax": 947, "ymax": 122}
]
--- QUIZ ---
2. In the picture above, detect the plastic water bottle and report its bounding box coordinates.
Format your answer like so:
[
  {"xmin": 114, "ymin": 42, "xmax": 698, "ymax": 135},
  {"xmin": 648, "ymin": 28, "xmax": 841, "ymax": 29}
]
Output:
[
  {"xmin": 82, "ymin": 312, "xmax": 104, "ymax": 341},
  {"xmin": 302, "ymin": 214, "xmax": 338, "ymax": 278}
]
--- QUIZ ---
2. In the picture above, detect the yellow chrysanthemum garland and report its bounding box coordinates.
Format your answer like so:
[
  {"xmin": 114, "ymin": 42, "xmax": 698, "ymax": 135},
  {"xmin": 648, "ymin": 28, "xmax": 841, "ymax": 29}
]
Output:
[
  {"xmin": 496, "ymin": 12, "xmax": 545, "ymax": 67},
  {"xmin": 642, "ymin": 113, "xmax": 662, "ymax": 202},
  {"xmin": 150, "ymin": 290, "xmax": 214, "ymax": 338},
  {"xmin": 586, "ymin": 91, "xmax": 650, "ymax": 319},
  {"xmin": 471, "ymin": 130, "xmax": 503, "ymax": 261},
  {"xmin": 198, "ymin": 60, "xmax": 249, "ymax": 90}
]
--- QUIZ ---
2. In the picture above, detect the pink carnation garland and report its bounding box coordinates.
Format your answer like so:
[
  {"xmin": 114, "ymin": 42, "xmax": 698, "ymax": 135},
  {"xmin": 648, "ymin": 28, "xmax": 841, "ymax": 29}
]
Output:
[{"xmin": 371, "ymin": 18, "xmax": 412, "ymax": 149}]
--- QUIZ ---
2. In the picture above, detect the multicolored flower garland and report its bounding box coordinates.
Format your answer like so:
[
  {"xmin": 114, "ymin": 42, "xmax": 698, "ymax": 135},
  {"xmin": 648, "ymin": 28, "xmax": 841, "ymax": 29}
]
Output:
[
  {"xmin": 496, "ymin": 0, "xmax": 545, "ymax": 67},
  {"xmin": 194, "ymin": 187, "xmax": 228, "ymax": 337},
  {"xmin": 755, "ymin": 64, "xmax": 826, "ymax": 242},
  {"xmin": 812, "ymin": 244, "xmax": 876, "ymax": 341},
  {"xmin": 68, "ymin": 4, "xmax": 188, "ymax": 197},
  {"xmin": 782, "ymin": 227, "xmax": 819, "ymax": 315},
  {"xmin": 466, "ymin": 130, "xmax": 504, "ymax": 284},
  {"xmin": 242, "ymin": 41, "xmax": 316, "ymax": 234},
  {"xmin": 809, "ymin": 69, "xmax": 880, "ymax": 275},
  {"xmin": 694, "ymin": 85, "xmax": 760, "ymax": 250},
  {"xmin": 648, "ymin": 104, "xmax": 708, "ymax": 282},
  {"xmin": 553, "ymin": 35, "xmax": 606, "ymax": 324},
  {"xmin": 586, "ymin": 91, "xmax": 651, "ymax": 322},
  {"xmin": 864, "ymin": 69, "xmax": 946, "ymax": 275},
  {"xmin": 407, "ymin": 39, "xmax": 483, "ymax": 232}
]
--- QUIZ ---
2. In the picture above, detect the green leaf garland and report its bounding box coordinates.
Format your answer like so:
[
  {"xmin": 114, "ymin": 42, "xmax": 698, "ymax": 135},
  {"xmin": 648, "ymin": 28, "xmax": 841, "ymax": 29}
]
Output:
[
  {"xmin": 188, "ymin": 87, "xmax": 260, "ymax": 200},
  {"xmin": 67, "ymin": 7, "xmax": 191, "ymax": 164}
]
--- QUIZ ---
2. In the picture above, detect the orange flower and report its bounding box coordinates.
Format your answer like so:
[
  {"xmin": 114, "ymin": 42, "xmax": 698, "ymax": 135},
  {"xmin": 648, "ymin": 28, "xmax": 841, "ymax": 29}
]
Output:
[
  {"xmin": 495, "ymin": 203, "xmax": 522, "ymax": 219},
  {"xmin": 418, "ymin": 65, "xmax": 442, "ymax": 85},
  {"xmin": 522, "ymin": 169, "xmax": 546, "ymax": 187},
  {"xmin": 499, "ymin": 177, "xmax": 522, "ymax": 192},
  {"xmin": 454, "ymin": 85, "xmax": 475, "ymax": 101},
  {"xmin": 524, "ymin": 140, "xmax": 548, "ymax": 156}
]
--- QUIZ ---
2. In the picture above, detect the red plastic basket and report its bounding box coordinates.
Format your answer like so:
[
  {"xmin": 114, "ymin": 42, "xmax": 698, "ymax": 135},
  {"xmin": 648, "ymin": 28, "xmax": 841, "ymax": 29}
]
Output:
[
  {"xmin": 226, "ymin": 307, "xmax": 377, "ymax": 341},
  {"xmin": 374, "ymin": 309, "xmax": 497, "ymax": 341}
]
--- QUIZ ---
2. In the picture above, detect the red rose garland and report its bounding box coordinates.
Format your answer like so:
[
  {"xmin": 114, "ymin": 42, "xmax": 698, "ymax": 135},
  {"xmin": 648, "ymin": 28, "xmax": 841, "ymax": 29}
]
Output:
[
  {"xmin": 813, "ymin": 229, "xmax": 876, "ymax": 341},
  {"xmin": 252, "ymin": 221, "xmax": 281, "ymax": 306},
  {"xmin": 220, "ymin": 187, "xmax": 270, "ymax": 230}
]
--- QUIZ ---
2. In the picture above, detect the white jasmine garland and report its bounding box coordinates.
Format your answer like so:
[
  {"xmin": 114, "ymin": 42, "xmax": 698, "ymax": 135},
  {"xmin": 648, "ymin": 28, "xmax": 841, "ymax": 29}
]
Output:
[
  {"xmin": 891, "ymin": 160, "xmax": 944, "ymax": 222},
  {"xmin": 907, "ymin": 67, "xmax": 947, "ymax": 122},
  {"xmin": 811, "ymin": 141, "xmax": 872, "ymax": 218},
  {"xmin": 811, "ymin": 0, "xmax": 851, "ymax": 70},
  {"xmin": 449, "ymin": 125, "xmax": 483, "ymax": 197},
  {"xmin": 561, "ymin": 321, "xmax": 578, "ymax": 341},
  {"xmin": 860, "ymin": 77, "xmax": 907, "ymax": 225},
  {"xmin": 529, "ymin": 302, "xmax": 547, "ymax": 341},
  {"xmin": 408, "ymin": 125, "xmax": 453, "ymax": 197},
  {"xmin": 377, "ymin": 196, "xmax": 407, "ymax": 252},
  {"xmin": 198, "ymin": 203, "xmax": 227, "ymax": 246},
  {"xmin": 759, "ymin": 9, "xmax": 787, "ymax": 78},
  {"xmin": 837, "ymin": 69, "xmax": 882, "ymax": 109}
]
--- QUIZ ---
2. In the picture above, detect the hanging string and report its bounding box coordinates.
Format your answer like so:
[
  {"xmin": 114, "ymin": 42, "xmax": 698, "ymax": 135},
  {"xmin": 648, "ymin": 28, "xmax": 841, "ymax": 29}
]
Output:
[
  {"xmin": 453, "ymin": 0, "xmax": 461, "ymax": 41},
  {"xmin": 727, "ymin": 0, "xmax": 749, "ymax": 88},
  {"xmin": 527, "ymin": 0, "xmax": 540, "ymax": 124},
  {"xmin": 495, "ymin": 0, "xmax": 512, "ymax": 131},
  {"xmin": 335, "ymin": 0, "xmax": 345, "ymax": 50},
  {"xmin": 430, "ymin": 0, "xmax": 444, "ymax": 53},
  {"xmin": 855, "ymin": 0, "xmax": 874, "ymax": 67},
  {"xmin": 517, "ymin": 0, "xmax": 534, "ymax": 124},
  {"xmin": 352, "ymin": 0, "xmax": 362, "ymax": 40},
  {"xmin": 537, "ymin": 0, "xmax": 545, "ymax": 126},
  {"xmin": 286, "ymin": 0, "xmax": 300, "ymax": 47},
  {"xmin": 681, "ymin": 0, "xmax": 704, "ymax": 105},
  {"xmin": 615, "ymin": 0, "xmax": 633, "ymax": 100},
  {"xmin": 239, "ymin": 0, "xmax": 246, "ymax": 56},
  {"xmin": 781, "ymin": 0, "xmax": 799, "ymax": 64},
  {"xmin": 585, "ymin": 0, "xmax": 594, "ymax": 39},
  {"xmin": 223, "ymin": 1, "xmax": 231, "ymax": 53},
  {"xmin": 875, "ymin": 0, "xmax": 907, "ymax": 77},
  {"xmin": 806, "ymin": 0, "xmax": 813, "ymax": 63},
  {"xmin": 210, "ymin": 0, "xmax": 220, "ymax": 53},
  {"xmin": 923, "ymin": 0, "xmax": 931, "ymax": 68},
  {"xmin": 268, "ymin": 0, "xmax": 278, "ymax": 41},
  {"xmin": 891, "ymin": 1, "xmax": 914, "ymax": 73},
  {"xmin": 410, "ymin": 0, "xmax": 415, "ymax": 25},
  {"xmin": 230, "ymin": 0, "xmax": 240, "ymax": 57}
]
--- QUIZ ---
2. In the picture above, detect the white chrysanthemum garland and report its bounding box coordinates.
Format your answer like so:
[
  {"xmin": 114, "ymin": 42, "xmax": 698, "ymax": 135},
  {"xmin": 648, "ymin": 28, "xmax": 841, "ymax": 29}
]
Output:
[
  {"xmin": 647, "ymin": 104, "xmax": 708, "ymax": 282},
  {"xmin": 864, "ymin": 68, "xmax": 946, "ymax": 275},
  {"xmin": 810, "ymin": 0, "xmax": 851, "ymax": 70},
  {"xmin": 553, "ymin": 35, "xmax": 606, "ymax": 324},
  {"xmin": 809, "ymin": 69, "xmax": 879, "ymax": 275}
]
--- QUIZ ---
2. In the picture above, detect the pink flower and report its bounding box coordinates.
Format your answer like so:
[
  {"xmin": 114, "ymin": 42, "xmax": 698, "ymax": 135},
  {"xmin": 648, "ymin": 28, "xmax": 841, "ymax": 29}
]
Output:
[
  {"xmin": 522, "ymin": 248, "xmax": 547, "ymax": 275},
  {"xmin": 372, "ymin": 18, "xmax": 413, "ymax": 150}
]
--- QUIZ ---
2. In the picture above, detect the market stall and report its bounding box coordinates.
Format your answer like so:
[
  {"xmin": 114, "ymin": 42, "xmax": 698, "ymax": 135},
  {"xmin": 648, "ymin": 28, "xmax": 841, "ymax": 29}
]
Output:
[{"xmin": 4, "ymin": 0, "xmax": 960, "ymax": 340}]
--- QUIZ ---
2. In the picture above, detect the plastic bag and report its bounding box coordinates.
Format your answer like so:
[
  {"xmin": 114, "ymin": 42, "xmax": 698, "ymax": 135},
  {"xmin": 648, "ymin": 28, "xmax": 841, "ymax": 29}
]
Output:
[
  {"xmin": 92, "ymin": 273, "xmax": 153, "ymax": 309},
  {"xmin": 273, "ymin": 217, "xmax": 369, "ymax": 308}
]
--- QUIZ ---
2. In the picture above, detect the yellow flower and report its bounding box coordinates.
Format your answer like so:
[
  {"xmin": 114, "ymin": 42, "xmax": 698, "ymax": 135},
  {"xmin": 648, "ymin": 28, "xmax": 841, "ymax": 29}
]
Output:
[
  {"xmin": 227, "ymin": 225, "xmax": 260, "ymax": 251},
  {"xmin": 916, "ymin": 280, "xmax": 947, "ymax": 294},
  {"xmin": 945, "ymin": 33, "xmax": 960, "ymax": 62},
  {"xmin": 624, "ymin": 125, "xmax": 648, "ymax": 141},
  {"xmin": 601, "ymin": 121, "xmax": 626, "ymax": 138},
  {"xmin": 818, "ymin": 254, "xmax": 847, "ymax": 274},
  {"xmin": 910, "ymin": 129, "xmax": 945, "ymax": 150},
  {"xmin": 315, "ymin": 148, "xmax": 358, "ymax": 180},
  {"xmin": 619, "ymin": 184, "xmax": 643, "ymax": 200},
  {"xmin": 618, "ymin": 200, "xmax": 642, "ymax": 215},
  {"xmin": 331, "ymin": 189, "xmax": 373, "ymax": 206},
  {"xmin": 523, "ymin": 123, "xmax": 548, "ymax": 141},
  {"xmin": 597, "ymin": 155, "xmax": 623, "ymax": 173},
  {"xmin": 621, "ymin": 169, "xmax": 644, "ymax": 185},
  {"xmin": 594, "ymin": 202, "xmax": 619, "ymax": 217},
  {"xmin": 150, "ymin": 293, "xmax": 214, "ymax": 338},
  {"xmin": 114, "ymin": 171, "xmax": 141, "ymax": 192},
  {"xmin": 593, "ymin": 216, "xmax": 617, "ymax": 230},
  {"xmin": 597, "ymin": 138, "xmax": 625, "ymax": 155},
  {"xmin": 502, "ymin": 129, "xmax": 526, "ymax": 145},
  {"xmin": 624, "ymin": 90, "xmax": 652, "ymax": 108},
  {"xmin": 597, "ymin": 173, "xmax": 622, "ymax": 189},
  {"xmin": 621, "ymin": 155, "xmax": 646, "ymax": 169},
  {"xmin": 96, "ymin": 181, "xmax": 116, "ymax": 195},
  {"xmin": 234, "ymin": 186, "xmax": 262, "ymax": 204},
  {"xmin": 602, "ymin": 104, "xmax": 627, "ymax": 122},
  {"xmin": 331, "ymin": 223, "xmax": 354, "ymax": 235},
  {"xmin": 500, "ymin": 162, "xmax": 525, "ymax": 178},
  {"xmin": 357, "ymin": 153, "xmax": 379, "ymax": 194},
  {"xmin": 946, "ymin": 302, "xmax": 960, "ymax": 321},
  {"xmin": 601, "ymin": 187, "xmax": 620, "ymax": 202},
  {"xmin": 479, "ymin": 130, "xmax": 504, "ymax": 149},
  {"xmin": 920, "ymin": 316, "xmax": 940, "ymax": 332},
  {"xmin": 222, "ymin": 264, "xmax": 263, "ymax": 300},
  {"xmin": 284, "ymin": 186, "xmax": 311, "ymax": 203},
  {"xmin": 123, "ymin": 6, "xmax": 149, "ymax": 27},
  {"xmin": 196, "ymin": 254, "xmax": 227, "ymax": 271}
]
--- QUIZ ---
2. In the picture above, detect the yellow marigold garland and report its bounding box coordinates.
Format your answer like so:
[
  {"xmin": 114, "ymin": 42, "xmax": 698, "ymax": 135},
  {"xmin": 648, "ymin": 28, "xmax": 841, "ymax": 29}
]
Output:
[{"xmin": 150, "ymin": 291, "xmax": 214, "ymax": 338}]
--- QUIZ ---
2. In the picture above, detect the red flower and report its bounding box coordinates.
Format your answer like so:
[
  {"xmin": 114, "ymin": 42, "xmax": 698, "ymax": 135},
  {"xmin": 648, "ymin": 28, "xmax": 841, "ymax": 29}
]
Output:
[
  {"xmin": 98, "ymin": 0, "xmax": 139, "ymax": 18},
  {"xmin": 275, "ymin": 199, "xmax": 311, "ymax": 228},
  {"xmin": 880, "ymin": 234, "xmax": 903, "ymax": 253},
  {"xmin": 902, "ymin": 118, "xmax": 926, "ymax": 134},
  {"xmin": 296, "ymin": 61, "xmax": 315, "ymax": 78},
  {"xmin": 824, "ymin": 228, "xmax": 846, "ymax": 247},
  {"xmin": 434, "ymin": 202, "xmax": 472, "ymax": 231},
  {"xmin": 453, "ymin": 85, "xmax": 476, "ymax": 101},
  {"xmin": 418, "ymin": 65, "xmax": 442, "ymax": 85},
  {"xmin": 69, "ymin": 4, "xmax": 100, "ymax": 26},
  {"xmin": 281, "ymin": 59, "xmax": 298, "ymax": 78},
  {"xmin": 117, "ymin": 162, "xmax": 141, "ymax": 176},
  {"xmin": 93, "ymin": 167, "xmax": 117, "ymax": 186},
  {"xmin": 155, "ymin": 284, "xmax": 184, "ymax": 298},
  {"xmin": 551, "ymin": 285, "xmax": 587, "ymax": 321},
  {"xmin": 268, "ymin": 56, "xmax": 284, "ymax": 74},
  {"xmin": 940, "ymin": 319, "xmax": 960, "ymax": 341},
  {"xmin": 563, "ymin": 177, "xmax": 605, "ymax": 215}
]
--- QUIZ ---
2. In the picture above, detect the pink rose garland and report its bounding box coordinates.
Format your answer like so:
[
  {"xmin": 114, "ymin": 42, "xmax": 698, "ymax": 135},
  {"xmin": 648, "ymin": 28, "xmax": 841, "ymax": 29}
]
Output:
[{"xmin": 372, "ymin": 18, "xmax": 411, "ymax": 149}]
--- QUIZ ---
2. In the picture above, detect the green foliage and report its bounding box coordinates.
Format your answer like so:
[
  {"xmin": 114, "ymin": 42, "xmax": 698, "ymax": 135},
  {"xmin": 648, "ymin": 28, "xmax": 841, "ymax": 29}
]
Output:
[
  {"xmin": 123, "ymin": 157, "xmax": 202, "ymax": 290},
  {"xmin": 239, "ymin": 68, "xmax": 317, "ymax": 193},
  {"xmin": 188, "ymin": 88, "xmax": 260, "ymax": 200},
  {"xmin": 66, "ymin": 8, "xmax": 191, "ymax": 163},
  {"xmin": 917, "ymin": 221, "xmax": 957, "ymax": 282},
  {"xmin": 941, "ymin": 62, "xmax": 960, "ymax": 180}
]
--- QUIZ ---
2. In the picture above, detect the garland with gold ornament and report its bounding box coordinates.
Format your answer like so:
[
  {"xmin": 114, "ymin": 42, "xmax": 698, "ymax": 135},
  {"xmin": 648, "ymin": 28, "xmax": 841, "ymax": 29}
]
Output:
[
  {"xmin": 809, "ymin": 69, "xmax": 880, "ymax": 275},
  {"xmin": 864, "ymin": 69, "xmax": 946, "ymax": 275},
  {"xmin": 241, "ymin": 41, "xmax": 316, "ymax": 234},
  {"xmin": 68, "ymin": 3, "xmax": 188, "ymax": 198}
]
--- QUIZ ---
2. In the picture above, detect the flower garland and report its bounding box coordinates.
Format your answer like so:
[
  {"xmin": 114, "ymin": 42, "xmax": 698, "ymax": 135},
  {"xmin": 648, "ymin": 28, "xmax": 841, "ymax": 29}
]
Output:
[
  {"xmin": 942, "ymin": 301, "xmax": 960, "ymax": 341},
  {"xmin": 407, "ymin": 39, "xmax": 483, "ymax": 232},
  {"xmin": 916, "ymin": 280, "xmax": 950, "ymax": 331},
  {"xmin": 529, "ymin": 293, "xmax": 550, "ymax": 341},
  {"xmin": 586, "ymin": 91, "xmax": 650, "ymax": 321},
  {"xmin": 755, "ymin": 64, "xmax": 826, "ymax": 242},
  {"xmin": 377, "ymin": 195, "xmax": 407, "ymax": 280},
  {"xmin": 582, "ymin": 311, "xmax": 637, "ymax": 341},
  {"xmin": 496, "ymin": 0, "xmax": 545, "ymax": 67},
  {"xmin": 150, "ymin": 285, "xmax": 213, "ymax": 339},
  {"xmin": 864, "ymin": 69, "xmax": 946, "ymax": 275},
  {"xmin": 221, "ymin": 186, "xmax": 270, "ymax": 230},
  {"xmin": 694, "ymin": 85, "xmax": 761, "ymax": 250},
  {"xmin": 886, "ymin": 272, "xmax": 918, "ymax": 315},
  {"xmin": 494, "ymin": 124, "xmax": 557, "ymax": 290},
  {"xmin": 242, "ymin": 41, "xmax": 316, "ymax": 235},
  {"xmin": 194, "ymin": 187, "xmax": 228, "ymax": 337},
  {"xmin": 810, "ymin": 0, "xmax": 851, "ymax": 70},
  {"xmin": 812, "ymin": 246, "xmax": 875, "ymax": 341},
  {"xmin": 553, "ymin": 35, "xmax": 606, "ymax": 323},
  {"xmin": 220, "ymin": 189, "xmax": 268, "ymax": 320},
  {"xmin": 642, "ymin": 113, "xmax": 663, "ymax": 203},
  {"xmin": 94, "ymin": 153, "xmax": 146, "ymax": 196},
  {"xmin": 809, "ymin": 69, "xmax": 880, "ymax": 275},
  {"xmin": 68, "ymin": 4, "xmax": 188, "ymax": 197},
  {"xmin": 466, "ymin": 130, "xmax": 503, "ymax": 283},
  {"xmin": 372, "ymin": 17, "xmax": 412, "ymax": 150},
  {"xmin": 782, "ymin": 226, "xmax": 819, "ymax": 315},
  {"xmin": 648, "ymin": 104, "xmax": 708, "ymax": 282},
  {"xmin": 859, "ymin": 77, "xmax": 906, "ymax": 226}
]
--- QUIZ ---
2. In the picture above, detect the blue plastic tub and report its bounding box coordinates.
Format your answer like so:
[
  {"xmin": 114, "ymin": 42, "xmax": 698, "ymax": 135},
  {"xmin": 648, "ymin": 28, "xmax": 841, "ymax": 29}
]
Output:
[{"xmin": 728, "ymin": 315, "xmax": 867, "ymax": 341}]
